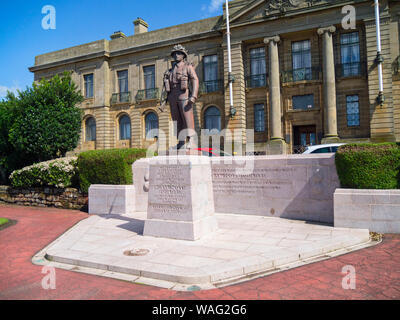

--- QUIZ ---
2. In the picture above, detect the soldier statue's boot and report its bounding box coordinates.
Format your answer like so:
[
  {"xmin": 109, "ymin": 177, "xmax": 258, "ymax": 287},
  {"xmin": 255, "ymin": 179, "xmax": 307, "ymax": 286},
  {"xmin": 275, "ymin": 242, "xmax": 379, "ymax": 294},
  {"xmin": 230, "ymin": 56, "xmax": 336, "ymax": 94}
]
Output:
[{"xmin": 183, "ymin": 136, "xmax": 197, "ymax": 150}]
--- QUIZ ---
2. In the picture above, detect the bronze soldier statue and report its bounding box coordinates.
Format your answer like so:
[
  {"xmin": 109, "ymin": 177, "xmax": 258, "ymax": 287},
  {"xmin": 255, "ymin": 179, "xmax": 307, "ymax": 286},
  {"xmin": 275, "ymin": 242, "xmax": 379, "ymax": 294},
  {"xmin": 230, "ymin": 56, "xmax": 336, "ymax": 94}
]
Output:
[{"xmin": 160, "ymin": 44, "xmax": 199, "ymax": 149}]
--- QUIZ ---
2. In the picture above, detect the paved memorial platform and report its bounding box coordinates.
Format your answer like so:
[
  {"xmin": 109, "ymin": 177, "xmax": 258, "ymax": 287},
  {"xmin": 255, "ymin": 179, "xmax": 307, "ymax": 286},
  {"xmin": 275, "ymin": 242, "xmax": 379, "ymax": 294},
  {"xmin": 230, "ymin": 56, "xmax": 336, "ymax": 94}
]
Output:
[{"xmin": 37, "ymin": 212, "xmax": 372, "ymax": 290}]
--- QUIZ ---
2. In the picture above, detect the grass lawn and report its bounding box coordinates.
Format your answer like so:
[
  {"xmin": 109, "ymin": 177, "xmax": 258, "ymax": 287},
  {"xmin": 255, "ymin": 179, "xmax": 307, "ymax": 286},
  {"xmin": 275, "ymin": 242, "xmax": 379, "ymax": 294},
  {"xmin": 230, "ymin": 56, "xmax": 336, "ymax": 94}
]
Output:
[{"xmin": 0, "ymin": 218, "xmax": 9, "ymax": 226}]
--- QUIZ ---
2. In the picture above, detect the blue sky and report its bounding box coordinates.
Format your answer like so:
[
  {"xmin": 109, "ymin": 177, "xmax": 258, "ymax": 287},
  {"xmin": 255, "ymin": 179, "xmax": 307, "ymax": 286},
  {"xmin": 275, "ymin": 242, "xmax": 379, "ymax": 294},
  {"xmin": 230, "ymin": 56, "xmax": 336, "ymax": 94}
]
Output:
[{"xmin": 0, "ymin": 0, "xmax": 225, "ymax": 99}]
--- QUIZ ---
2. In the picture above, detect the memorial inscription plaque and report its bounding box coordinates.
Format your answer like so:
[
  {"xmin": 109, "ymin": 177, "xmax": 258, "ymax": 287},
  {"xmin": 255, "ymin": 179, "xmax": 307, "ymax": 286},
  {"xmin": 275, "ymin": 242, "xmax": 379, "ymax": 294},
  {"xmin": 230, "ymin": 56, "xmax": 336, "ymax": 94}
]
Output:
[{"xmin": 143, "ymin": 156, "xmax": 219, "ymax": 241}]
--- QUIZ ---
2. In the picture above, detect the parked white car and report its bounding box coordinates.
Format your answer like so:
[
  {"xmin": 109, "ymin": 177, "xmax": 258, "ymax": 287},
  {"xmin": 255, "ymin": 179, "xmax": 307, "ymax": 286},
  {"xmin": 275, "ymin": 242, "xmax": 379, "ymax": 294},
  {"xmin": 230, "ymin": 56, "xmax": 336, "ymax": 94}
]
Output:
[{"xmin": 302, "ymin": 143, "xmax": 347, "ymax": 154}]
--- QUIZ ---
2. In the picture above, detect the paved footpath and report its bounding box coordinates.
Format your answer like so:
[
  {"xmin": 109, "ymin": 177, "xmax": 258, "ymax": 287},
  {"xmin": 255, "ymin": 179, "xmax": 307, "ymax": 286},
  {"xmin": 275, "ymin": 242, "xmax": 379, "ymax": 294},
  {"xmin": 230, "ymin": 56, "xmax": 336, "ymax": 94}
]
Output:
[{"xmin": 0, "ymin": 204, "xmax": 399, "ymax": 300}]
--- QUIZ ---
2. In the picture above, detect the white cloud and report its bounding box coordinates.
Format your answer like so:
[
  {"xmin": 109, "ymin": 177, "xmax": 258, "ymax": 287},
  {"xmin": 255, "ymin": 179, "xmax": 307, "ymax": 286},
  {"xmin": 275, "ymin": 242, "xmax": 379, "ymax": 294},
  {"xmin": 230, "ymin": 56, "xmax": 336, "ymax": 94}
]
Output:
[
  {"xmin": 202, "ymin": 0, "xmax": 225, "ymax": 17},
  {"xmin": 0, "ymin": 84, "xmax": 20, "ymax": 100},
  {"xmin": 208, "ymin": 0, "xmax": 225, "ymax": 13}
]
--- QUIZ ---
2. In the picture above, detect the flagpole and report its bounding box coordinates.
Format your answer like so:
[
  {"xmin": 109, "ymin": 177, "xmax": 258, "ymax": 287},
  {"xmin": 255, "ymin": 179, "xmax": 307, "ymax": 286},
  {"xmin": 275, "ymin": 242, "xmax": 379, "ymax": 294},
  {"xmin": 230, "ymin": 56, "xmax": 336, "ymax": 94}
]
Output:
[
  {"xmin": 374, "ymin": 0, "xmax": 384, "ymax": 105},
  {"xmin": 226, "ymin": 0, "xmax": 236, "ymax": 118}
]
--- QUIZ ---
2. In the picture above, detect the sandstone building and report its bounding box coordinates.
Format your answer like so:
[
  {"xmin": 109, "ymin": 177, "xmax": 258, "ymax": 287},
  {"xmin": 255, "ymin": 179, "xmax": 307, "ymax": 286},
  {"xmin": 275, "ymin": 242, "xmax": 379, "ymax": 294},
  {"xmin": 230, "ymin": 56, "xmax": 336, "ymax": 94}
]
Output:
[{"xmin": 29, "ymin": 0, "xmax": 400, "ymax": 154}]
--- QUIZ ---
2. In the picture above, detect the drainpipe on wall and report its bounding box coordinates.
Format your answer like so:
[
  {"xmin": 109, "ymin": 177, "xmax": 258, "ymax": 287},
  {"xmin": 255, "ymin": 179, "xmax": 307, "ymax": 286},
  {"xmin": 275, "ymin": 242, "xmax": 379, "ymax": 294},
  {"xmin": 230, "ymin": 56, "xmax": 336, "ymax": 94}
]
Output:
[{"xmin": 374, "ymin": 0, "xmax": 385, "ymax": 105}]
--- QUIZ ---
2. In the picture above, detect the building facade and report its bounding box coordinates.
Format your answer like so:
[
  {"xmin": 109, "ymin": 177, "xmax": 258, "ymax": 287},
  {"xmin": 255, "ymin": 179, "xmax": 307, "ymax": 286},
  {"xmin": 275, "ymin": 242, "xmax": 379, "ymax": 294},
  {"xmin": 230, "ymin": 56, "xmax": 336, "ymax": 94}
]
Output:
[{"xmin": 29, "ymin": 0, "xmax": 400, "ymax": 155}]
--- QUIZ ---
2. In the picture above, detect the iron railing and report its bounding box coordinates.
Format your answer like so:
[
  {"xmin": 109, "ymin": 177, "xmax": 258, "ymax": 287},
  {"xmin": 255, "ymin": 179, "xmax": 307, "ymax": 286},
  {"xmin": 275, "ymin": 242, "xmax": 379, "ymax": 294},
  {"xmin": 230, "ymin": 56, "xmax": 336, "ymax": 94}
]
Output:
[
  {"xmin": 245, "ymin": 74, "xmax": 268, "ymax": 88},
  {"xmin": 200, "ymin": 80, "xmax": 224, "ymax": 94},
  {"xmin": 136, "ymin": 88, "xmax": 160, "ymax": 102},
  {"xmin": 281, "ymin": 67, "xmax": 321, "ymax": 83},
  {"xmin": 111, "ymin": 92, "xmax": 131, "ymax": 104},
  {"xmin": 335, "ymin": 62, "xmax": 367, "ymax": 78}
]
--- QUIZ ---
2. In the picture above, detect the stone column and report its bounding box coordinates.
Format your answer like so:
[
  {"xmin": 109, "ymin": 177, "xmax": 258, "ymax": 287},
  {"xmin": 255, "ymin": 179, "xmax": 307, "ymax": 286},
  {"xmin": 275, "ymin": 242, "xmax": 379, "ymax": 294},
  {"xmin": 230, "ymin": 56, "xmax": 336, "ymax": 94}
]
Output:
[
  {"xmin": 264, "ymin": 36, "xmax": 287, "ymax": 155},
  {"xmin": 318, "ymin": 26, "xmax": 339, "ymax": 143}
]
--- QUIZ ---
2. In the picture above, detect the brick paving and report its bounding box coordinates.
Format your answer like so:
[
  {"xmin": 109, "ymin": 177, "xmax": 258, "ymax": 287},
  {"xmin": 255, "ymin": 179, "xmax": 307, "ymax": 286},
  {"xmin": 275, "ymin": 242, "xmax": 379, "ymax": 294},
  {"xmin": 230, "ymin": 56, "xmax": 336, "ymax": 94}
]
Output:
[{"xmin": 0, "ymin": 204, "xmax": 399, "ymax": 300}]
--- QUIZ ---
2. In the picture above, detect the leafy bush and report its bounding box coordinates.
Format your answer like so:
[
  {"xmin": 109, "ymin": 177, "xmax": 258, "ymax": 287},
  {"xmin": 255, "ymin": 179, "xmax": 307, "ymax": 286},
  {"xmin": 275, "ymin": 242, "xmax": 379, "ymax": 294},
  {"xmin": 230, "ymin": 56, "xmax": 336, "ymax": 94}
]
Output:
[
  {"xmin": 9, "ymin": 157, "xmax": 78, "ymax": 189},
  {"xmin": 335, "ymin": 143, "xmax": 400, "ymax": 189},
  {"xmin": 77, "ymin": 149, "xmax": 147, "ymax": 193}
]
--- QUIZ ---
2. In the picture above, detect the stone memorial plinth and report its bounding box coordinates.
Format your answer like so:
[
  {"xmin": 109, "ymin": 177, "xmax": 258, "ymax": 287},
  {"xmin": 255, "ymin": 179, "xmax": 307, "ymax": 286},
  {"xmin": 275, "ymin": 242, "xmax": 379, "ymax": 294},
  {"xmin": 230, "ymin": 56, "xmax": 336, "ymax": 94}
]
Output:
[
  {"xmin": 134, "ymin": 154, "xmax": 340, "ymax": 224},
  {"xmin": 143, "ymin": 156, "xmax": 218, "ymax": 241},
  {"xmin": 89, "ymin": 185, "xmax": 135, "ymax": 215}
]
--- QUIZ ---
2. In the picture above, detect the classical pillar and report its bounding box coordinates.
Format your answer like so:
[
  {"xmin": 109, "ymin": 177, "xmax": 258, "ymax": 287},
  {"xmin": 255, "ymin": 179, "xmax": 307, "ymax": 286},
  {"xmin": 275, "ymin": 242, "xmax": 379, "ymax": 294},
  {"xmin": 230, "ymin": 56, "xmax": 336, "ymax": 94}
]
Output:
[
  {"xmin": 264, "ymin": 36, "xmax": 287, "ymax": 155},
  {"xmin": 318, "ymin": 26, "xmax": 339, "ymax": 143}
]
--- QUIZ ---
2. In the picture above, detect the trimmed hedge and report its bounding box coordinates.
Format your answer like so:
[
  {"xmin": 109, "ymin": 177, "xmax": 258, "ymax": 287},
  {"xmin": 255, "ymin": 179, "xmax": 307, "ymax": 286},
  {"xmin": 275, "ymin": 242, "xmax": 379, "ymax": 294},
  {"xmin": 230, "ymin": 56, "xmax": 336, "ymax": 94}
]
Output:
[
  {"xmin": 335, "ymin": 143, "xmax": 400, "ymax": 189},
  {"xmin": 77, "ymin": 149, "xmax": 147, "ymax": 193}
]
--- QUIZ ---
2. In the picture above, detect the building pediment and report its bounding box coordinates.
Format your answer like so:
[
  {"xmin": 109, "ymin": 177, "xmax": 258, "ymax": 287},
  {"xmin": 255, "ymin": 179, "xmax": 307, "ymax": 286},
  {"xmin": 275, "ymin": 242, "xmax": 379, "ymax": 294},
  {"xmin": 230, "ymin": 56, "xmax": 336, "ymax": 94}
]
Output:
[{"xmin": 227, "ymin": 0, "xmax": 363, "ymax": 25}]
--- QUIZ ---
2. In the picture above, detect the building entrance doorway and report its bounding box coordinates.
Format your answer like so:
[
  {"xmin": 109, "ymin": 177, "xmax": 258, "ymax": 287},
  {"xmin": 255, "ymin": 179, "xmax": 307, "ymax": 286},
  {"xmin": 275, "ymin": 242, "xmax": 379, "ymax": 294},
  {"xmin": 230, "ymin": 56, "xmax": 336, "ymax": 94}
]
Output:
[{"xmin": 293, "ymin": 125, "xmax": 317, "ymax": 154}]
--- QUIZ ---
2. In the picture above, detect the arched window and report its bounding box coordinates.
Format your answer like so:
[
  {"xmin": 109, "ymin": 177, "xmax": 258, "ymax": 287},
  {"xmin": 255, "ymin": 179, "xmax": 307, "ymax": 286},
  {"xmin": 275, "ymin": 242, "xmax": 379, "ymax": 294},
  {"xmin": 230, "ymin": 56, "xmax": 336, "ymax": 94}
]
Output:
[
  {"xmin": 145, "ymin": 112, "xmax": 159, "ymax": 139},
  {"xmin": 119, "ymin": 115, "xmax": 131, "ymax": 140},
  {"xmin": 85, "ymin": 117, "xmax": 96, "ymax": 141},
  {"xmin": 204, "ymin": 106, "xmax": 221, "ymax": 132}
]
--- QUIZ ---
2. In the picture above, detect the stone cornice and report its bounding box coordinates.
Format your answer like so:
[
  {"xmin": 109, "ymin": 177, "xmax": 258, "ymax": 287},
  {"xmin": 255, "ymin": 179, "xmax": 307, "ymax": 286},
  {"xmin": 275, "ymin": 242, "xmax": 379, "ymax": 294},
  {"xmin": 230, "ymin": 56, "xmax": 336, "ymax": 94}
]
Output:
[
  {"xmin": 30, "ymin": 30, "xmax": 222, "ymax": 72},
  {"xmin": 363, "ymin": 15, "xmax": 391, "ymax": 27},
  {"xmin": 29, "ymin": 51, "xmax": 110, "ymax": 72},
  {"xmin": 110, "ymin": 30, "xmax": 221, "ymax": 59}
]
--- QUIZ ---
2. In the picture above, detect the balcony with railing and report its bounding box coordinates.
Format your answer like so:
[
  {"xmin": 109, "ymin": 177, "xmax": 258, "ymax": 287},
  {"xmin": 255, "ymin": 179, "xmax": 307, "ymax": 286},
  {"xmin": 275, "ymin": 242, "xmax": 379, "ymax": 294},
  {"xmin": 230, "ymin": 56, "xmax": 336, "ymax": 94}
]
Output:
[
  {"xmin": 336, "ymin": 62, "xmax": 367, "ymax": 78},
  {"xmin": 111, "ymin": 92, "xmax": 131, "ymax": 104},
  {"xmin": 245, "ymin": 74, "xmax": 268, "ymax": 88},
  {"xmin": 281, "ymin": 67, "xmax": 321, "ymax": 83},
  {"xmin": 136, "ymin": 88, "xmax": 160, "ymax": 103},
  {"xmin": 200, "ymin": 80, "xmax": 224, "ymax": 94}
]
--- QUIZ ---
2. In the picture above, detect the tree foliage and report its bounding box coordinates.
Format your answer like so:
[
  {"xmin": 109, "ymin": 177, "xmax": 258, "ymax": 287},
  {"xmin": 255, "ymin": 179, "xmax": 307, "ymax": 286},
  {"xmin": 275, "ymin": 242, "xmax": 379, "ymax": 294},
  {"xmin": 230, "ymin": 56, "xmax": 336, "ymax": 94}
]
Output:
[{"xmin": 0, "ymin": 72, "xmax": 83, "ymax": 183}]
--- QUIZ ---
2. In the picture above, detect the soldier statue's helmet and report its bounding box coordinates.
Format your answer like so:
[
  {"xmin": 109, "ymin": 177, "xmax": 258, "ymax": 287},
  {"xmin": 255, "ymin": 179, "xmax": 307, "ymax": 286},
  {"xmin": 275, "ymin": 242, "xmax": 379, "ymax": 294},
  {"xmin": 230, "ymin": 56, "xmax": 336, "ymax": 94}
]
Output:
[{"xmin": 171, "ymin": 44, "xmax": 188, "ymax": 58}]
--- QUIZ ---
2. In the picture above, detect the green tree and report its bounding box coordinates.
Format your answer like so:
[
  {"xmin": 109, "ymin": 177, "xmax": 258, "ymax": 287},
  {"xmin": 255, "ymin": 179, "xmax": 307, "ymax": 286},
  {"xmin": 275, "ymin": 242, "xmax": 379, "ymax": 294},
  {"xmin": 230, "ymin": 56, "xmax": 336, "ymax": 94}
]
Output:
[
  {"xmin": 0, "ymin": 93, "xmax": 21, "ymax": 182},
  {"xmin": 9, "ymin": 72, "xmax": 84, "ymax": 163},
  {"xmin": 0, "ymin": 72, "xmax": 83, "ymax": 182}
]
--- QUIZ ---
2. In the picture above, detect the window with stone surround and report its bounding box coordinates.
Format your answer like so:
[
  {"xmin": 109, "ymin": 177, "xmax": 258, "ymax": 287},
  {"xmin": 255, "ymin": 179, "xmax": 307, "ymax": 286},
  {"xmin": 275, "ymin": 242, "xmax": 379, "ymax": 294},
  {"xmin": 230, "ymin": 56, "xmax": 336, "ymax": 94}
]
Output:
[
  {"xmin": 204, "ymin": 106, "xmax": 221, "ymax": 133},
  {"xmin": 85, "ymin": 117, "xmax": 96, "ymax": 142},
  {"xmin": 340, "ymin": 32, "xmax": 361, "ymax": 77},
  {"xmin": 143, "ymin": 65, "xmax": 156, "ymax": 100},
  {"xmin": 144, "ymin": 65, "xmax": 155, "ymax": 90},
  {"xmin": 292, "ymin": 40, "xmax": 311, "ymax": 81},
  {"xmin": 249, "ymin": 47, "xmax": 267, "ymax": 87},
  {"xmin": 292, "ymin": 94, "xmax": 314, "ymax": 110},
  {"xmin": 117, "ymin": 70, "xmax": 129, "ymax": 93},
  {"xmin": 84, "ymin": 74, "xmax": 94, "ymax": 99},
  {"xmin": 119, "ymin": 115, "xmax": 131, "ymax": 140},
  {"xmin": 145, "ymin": 112, "xmax": 159, "ymax": 139},
  {"xmin": 346, "ymin": 95, "xmax": 360, "ymax": 127},
  {"xmin": 203, "ymin": 55, "xmax": 219, "ymax": 92},
  {"xmin": 254, "ymin": 104, "xmax": 265, "ymax": 132}
]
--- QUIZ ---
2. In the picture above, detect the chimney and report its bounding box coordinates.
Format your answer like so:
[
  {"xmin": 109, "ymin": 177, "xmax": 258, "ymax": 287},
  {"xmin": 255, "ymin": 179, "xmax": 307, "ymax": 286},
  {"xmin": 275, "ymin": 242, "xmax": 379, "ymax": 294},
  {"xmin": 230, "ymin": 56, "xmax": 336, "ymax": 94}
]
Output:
[
  {"xmin": 110, "ymin": 31, "xmax": 127, "ymax": 40},
  {"xmin": 134, "ymin": 18, "xmax": 148, "ymax": 34}
]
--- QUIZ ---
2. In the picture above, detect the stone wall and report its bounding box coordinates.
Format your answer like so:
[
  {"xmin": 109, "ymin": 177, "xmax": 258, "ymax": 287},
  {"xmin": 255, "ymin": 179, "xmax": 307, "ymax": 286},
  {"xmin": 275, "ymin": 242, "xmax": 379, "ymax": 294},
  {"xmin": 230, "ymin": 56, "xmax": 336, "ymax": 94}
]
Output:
[
  {"xmin": 334, "ymin": 189, "xmax": 400, "ymax": 234},
  {"xmin": 0, "ymin": 186, "xmax": 88, "ymax": 210}
]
